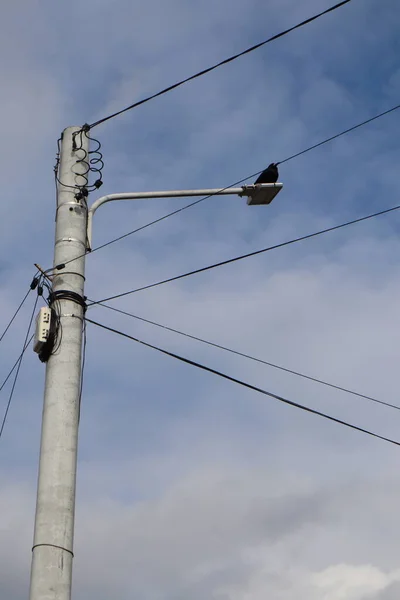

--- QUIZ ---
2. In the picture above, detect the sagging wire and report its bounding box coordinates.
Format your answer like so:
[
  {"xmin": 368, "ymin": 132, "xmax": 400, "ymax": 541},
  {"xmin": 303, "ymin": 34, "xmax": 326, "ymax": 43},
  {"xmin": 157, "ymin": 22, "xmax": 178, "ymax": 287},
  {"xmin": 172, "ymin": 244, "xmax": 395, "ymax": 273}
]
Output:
[
  {"xmin": 91, "ymin": 301, "xmax": 399, "ymax": 412},
  {"xmin": 0, "ymin": 334, "xmax": 35, "ymax": 395},
  {"xmin": 0, "ymin": 291, "xmax": 40, "ymax": 440},
  {"xmin": 0, "ymin": 274, "xmax": 38, "ymax": 345},
  {"xmin": 87, "ymin": 203, "xmax": 400, "ymax": 306},
  {"xmin": 86, "ymin": 317, "xmax": 400, "ymax": 449},
  {"xmin": 86, "ymin": 0, "xmax": 353, "ymax": 130},
  {"xmin": 45, "ymin": 101, "xmax": 400, "ymax": 276}
]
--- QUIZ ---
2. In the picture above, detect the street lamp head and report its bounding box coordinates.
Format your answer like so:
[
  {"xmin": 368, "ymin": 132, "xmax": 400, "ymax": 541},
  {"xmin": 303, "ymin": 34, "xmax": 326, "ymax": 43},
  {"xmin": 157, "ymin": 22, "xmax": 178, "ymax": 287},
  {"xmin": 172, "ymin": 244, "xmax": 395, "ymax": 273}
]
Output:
[{"xmin": 241, "ymin": 183, "xmax": 283, "ymax": 206}]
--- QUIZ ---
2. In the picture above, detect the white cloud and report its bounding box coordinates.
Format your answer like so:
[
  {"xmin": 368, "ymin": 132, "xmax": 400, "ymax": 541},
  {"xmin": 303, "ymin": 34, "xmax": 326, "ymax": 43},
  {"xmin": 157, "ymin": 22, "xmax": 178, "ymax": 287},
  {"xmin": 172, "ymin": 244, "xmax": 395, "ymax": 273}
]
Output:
[{"xmin": 221, "ymin": 562, "xmax": 400, "ymax": 600}]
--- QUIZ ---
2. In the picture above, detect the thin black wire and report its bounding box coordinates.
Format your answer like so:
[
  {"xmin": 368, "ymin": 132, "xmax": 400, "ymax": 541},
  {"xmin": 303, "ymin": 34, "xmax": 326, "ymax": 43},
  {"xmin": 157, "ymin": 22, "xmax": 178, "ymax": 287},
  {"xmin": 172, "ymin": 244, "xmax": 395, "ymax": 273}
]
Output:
[
  {"xmin": 88, "ymin": 0, "xmax": 352, "ymax": 129},
  {"xmin": 85, "ymin": 102, "xmax": 400, "ymax": 252},
  {"xmin": 47, "ymin": 101, "xmax": 400, "ymax": 274},
  {"xmin": 90, "ymin": 301, "xmax": 399, "ymax": 412},
  {"xmin": 85, "ymin": 317, "xmax": 400, "ymax": 448},
  {"xmin": 0, "ymin": 294, "xmax": 39, "ymax": 440},
  {"xmin": 78, "ymin": 321, "xmax": 87, "ymax": 424},
  {"xmin": 0, "ymin": 288, "xmax": 32, "ymax": 344},
  {"xmin": 0, "ymin": 334, "xmax": 34, "ymax": 394},
  {"xmin": 54, "ymin": 137, "xmax": 61, "ymax": 209},
  {"xmin": 88, "ymin": 203, "xmax": 400, "ymax": 306},
  {"xmin": 278, "ymin": 103, "xmax": 400, "ymax": 164},
  {"xmin": 86, "ymin": 103, "xmax": 400, "ymax": 254}
]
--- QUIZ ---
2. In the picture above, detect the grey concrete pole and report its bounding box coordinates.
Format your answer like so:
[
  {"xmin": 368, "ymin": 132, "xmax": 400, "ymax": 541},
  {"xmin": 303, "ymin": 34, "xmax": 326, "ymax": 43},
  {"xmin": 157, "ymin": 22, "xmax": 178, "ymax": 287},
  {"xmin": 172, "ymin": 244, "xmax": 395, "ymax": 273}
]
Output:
[{"xmin": 29, "ymin": 126, "xmax": 89, "ymax": 600}]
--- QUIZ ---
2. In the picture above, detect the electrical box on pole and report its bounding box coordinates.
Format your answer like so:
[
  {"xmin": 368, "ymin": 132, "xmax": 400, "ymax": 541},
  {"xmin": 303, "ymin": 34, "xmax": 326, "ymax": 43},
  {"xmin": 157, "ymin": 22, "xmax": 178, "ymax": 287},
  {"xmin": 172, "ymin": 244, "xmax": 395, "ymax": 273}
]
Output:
[{"xmin": 33, "ymin": 307, "xmax": 52, "ymax": 354}]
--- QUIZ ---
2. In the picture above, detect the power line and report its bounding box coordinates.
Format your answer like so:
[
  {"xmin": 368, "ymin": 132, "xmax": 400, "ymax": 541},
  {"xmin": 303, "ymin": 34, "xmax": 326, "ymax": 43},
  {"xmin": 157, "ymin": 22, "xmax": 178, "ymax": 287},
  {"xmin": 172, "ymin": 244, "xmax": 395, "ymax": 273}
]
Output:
[
  {"xmin": 88, "ymin": 203, "xmax": 400, "ymax": 307},
  {"xmin": 47, "ymin": 101, "xmax": 400, "ymax": 274},
  {"xmin": 278, "ymin": 102, "xmax": 400, "ymax": 165},
  {"xmin": 0, "ymin": 289, "xmax": 31, "ymax": 343},
  {"xmin": 86, "ymin": 102, "xmax": 400, "ymax": 255},
  {"xmin": 0, "ymin": 334, "xmax": 34, "ymax": 394},
  {"xmin": 0, "ymin": 294, "xmax": 39, "ymax": 440},
  {"xmin": 85, "ymin": 317, "xmax": 400, "ymax": 449},
  {"xmin": 90, "ymin": 301, "xmax": 399, "ymax": 412},
  {"xmin": 88, "ymin": 0, "xmax": 352, "ymax": 129},
  {"xmin": 0, "ymin": 274, "xmax": 39, "ymax": 343}
]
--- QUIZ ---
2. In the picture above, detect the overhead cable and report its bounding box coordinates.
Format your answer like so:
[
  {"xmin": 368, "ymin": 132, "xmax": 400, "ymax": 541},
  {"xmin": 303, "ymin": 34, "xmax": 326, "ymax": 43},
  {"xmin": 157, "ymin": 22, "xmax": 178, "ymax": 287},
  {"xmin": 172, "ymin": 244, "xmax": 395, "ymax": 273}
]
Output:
[
  {"xmin": 0, "ymin": 274, "xmax": 39, "ymax": 344},
  {"xmin": 47, "ymin": 101, "xmax": 400, "ymax": 273},
  {"xmin": 0, "ymin": 294, "xmax": 39, "ymax": 440},
  {"xmin": 85, "ymin": 317, "xmax": 400, "ymax": 449},
  {"xmin": 87, "ymin": 203, "xmax": 400, "ymax": 306},
  {"xmin": 278, "ymin": 103, "xmax": 400, "ymax": 164},
  {"xmin": 0, "ymin": 334, "xmax": 34, "ymax": 395},
  {"xmin": 88, "ymin": 0, "xmax": 352, "ymax": 129},
  {"xmin": 91, "ymin": 300, "xmax": 399, "ymax": 412}
]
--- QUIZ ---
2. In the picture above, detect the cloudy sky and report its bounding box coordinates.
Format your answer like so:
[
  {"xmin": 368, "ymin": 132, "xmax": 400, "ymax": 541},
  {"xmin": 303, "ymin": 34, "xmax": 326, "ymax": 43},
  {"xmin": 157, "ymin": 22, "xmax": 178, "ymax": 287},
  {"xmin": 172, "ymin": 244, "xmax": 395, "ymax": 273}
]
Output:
[{"xmin": 1, "ymin": 0, "xmax": 400, "ymax": 598}]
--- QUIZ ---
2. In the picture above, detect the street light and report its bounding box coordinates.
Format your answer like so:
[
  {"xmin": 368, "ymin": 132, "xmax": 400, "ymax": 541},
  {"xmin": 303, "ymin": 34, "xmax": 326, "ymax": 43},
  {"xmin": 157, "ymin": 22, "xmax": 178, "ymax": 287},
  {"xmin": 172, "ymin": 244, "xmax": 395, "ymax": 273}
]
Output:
[
  {"xmin": 29, "ymin": 126, "xmax": 283, "ymax": 600},
  {"xmin": 87, "ymin": 183, "xmax": 283, "ymax": 250}
]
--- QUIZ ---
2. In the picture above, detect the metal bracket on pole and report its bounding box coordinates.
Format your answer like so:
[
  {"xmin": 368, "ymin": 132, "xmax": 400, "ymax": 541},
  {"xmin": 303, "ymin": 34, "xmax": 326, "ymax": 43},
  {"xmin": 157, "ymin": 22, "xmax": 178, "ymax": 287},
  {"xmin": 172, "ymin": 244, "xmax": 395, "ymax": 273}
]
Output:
[{"xmin": 86, "ymin": 183, "xmax": 283, "ymax": 250}]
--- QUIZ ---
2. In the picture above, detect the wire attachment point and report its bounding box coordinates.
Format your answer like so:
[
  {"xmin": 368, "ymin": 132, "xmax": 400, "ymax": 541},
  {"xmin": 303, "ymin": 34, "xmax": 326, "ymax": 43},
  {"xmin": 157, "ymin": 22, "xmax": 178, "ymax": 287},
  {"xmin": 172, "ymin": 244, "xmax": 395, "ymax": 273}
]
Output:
[{"xmin": 30, "ymin": 277, "xmax": 39, "ymax": 290}]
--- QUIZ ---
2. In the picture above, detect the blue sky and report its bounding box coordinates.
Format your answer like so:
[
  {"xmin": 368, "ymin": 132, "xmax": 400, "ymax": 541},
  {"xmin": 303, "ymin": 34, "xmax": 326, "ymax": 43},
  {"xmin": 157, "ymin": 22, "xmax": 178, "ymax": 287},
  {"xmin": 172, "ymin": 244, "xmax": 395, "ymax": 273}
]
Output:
[{"xmin": 1, "ymin": 0, "xmax": 400, "ymax": 598}]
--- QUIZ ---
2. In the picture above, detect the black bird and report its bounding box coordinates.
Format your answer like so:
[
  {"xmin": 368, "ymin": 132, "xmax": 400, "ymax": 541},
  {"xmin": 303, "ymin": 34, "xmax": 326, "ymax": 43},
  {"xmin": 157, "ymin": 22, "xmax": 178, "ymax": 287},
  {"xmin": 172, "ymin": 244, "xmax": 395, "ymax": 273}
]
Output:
[{"xmin": 254, "ymin": 163, "xmax": 279, "ymax": 184}]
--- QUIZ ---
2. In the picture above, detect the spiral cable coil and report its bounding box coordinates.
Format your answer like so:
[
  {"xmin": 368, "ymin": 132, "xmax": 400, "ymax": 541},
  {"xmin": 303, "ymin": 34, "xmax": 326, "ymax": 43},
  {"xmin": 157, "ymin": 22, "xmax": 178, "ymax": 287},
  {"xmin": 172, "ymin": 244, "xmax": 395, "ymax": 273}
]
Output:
[{"xmin": 54, "ymin": 126, "xmax": 104, "ymax": 203}]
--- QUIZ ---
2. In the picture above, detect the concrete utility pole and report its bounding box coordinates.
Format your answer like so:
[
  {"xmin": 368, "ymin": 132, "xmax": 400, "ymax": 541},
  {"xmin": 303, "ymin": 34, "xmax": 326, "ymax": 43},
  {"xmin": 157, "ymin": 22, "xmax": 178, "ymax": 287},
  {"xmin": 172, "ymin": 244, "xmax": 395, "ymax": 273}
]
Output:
[
  {"xmin": 29, "ymin": 126, "xmax": 89, "ymax": 600},
  {"xmin": 28, "ymin": 123, "xmax": 282, "ymax": 598}
]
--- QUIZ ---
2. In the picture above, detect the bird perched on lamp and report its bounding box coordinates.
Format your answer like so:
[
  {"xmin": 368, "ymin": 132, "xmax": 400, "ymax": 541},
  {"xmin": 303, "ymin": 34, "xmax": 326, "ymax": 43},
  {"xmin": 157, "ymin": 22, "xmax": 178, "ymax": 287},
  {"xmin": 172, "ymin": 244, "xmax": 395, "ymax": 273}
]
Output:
[{"xmin": 254, "ymin": 163, "xmax": 279, "ymax": 184}]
